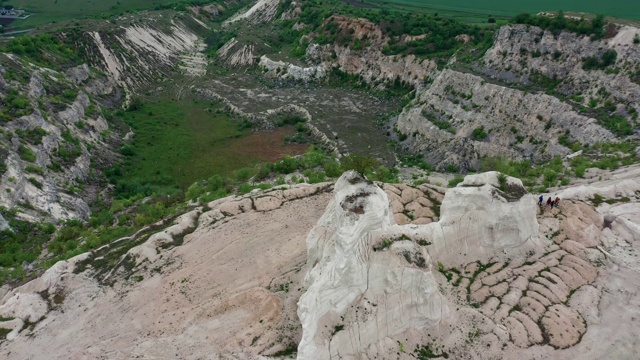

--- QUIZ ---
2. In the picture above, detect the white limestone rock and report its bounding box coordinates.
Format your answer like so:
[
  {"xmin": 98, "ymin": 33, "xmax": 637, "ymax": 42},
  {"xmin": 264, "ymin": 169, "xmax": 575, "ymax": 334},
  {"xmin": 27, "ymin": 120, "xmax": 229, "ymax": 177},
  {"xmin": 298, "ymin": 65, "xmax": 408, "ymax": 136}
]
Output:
[
  {"xmin": 297, "ymin": 171, "xmax": 447, "ymax": 359},
  {"xmin": 400, "ymin": 172, "xmax": 540, "ymax": 266}
]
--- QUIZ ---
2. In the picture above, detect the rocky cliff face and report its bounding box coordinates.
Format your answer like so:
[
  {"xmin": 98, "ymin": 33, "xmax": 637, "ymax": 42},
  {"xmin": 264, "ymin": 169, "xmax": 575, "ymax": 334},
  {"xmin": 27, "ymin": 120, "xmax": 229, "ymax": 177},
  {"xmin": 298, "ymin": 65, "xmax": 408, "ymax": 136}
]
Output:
[
  {"xmin": 396, "ymin": 68, "xmax": 618, "ymax": 169},
  {"xmin": 0, "ymin": 11, "xmax": 213, "ymax": 221},
  {"xmin": 302, "ymin": 15, "xmax": 437, "ymax": 87},
  {"xmin": 297, "ymin": 171, "xmax": 447, "ymax": 358},
  {"xmin": 1, "ymin": 169, "xmax": 638, "ymax": 358},
  {"xmin": 0, "ymin": 55, "xmax": 118, "ymax": 221},
  {"xmin": 78, "ymin": 12, "xmax": 209, "ymax": 95},
  {"xmin": 393, "ymin": 23, "xmax": 640, "ymax": 170},
  {"xmin": 252, "ymin": 15, "xmax": 437, "ymax": 87},
  {"xmin": 306, "ymin": 42, "xmax": 436, "ymax": 87},
  {"xmin": 484, "ymin": 24, "xmax": 640, "ymax": 114}
]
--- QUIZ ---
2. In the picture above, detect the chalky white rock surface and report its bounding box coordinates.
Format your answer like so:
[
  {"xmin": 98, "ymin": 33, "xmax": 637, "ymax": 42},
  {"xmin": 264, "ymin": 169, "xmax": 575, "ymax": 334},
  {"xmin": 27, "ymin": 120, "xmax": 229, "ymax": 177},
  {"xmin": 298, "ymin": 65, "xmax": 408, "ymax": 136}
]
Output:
[{"xmin": 297, "ymin": 171, "xmax": 447, "ymax": 359}]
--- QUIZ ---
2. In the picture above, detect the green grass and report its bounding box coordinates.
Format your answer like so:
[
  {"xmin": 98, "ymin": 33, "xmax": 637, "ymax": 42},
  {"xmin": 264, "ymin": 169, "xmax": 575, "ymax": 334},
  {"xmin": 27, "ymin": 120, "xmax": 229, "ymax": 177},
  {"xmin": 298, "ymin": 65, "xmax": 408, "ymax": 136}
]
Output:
[
  {"xmin": 7, "ymin": 0, "xmax": 178, "ymax": 29},
  {"xmin": 116, "ymin": 98, "xmax": 266, "ymax": 193},
  {"xmin": 366, "ymin": 0, "xmax": 640, "ymax": 22},
  {"xmin": 112, "ymin": 97, "xmax": 310, "ymax": 198}
]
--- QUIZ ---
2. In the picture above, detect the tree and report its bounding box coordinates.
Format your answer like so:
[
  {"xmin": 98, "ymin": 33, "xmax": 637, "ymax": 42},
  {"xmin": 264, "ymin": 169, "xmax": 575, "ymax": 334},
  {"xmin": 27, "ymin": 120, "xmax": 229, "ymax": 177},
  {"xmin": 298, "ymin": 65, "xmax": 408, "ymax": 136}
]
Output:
[{"xmin": 341, "ymin": 155, "xmax": 378, "ymax": 175}]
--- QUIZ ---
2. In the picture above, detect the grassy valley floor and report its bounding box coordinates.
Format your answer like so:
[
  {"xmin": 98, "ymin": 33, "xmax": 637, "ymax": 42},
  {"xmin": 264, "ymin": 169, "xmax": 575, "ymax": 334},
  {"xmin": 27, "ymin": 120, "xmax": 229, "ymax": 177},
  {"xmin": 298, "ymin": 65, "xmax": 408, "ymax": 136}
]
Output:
[{"xmin": 116, "ymin": 97, "xmax": 308, "ymax": 194}]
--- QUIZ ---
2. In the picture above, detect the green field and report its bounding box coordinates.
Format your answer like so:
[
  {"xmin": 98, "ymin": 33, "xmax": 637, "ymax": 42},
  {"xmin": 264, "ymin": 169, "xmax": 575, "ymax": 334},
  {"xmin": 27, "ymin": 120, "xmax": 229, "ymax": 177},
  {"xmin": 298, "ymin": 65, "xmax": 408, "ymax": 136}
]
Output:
[
  {"xmin": 115, "ymin": 98, "xmax": 306, "ymax": 195},
  {"xmin": 6, "ymin": 0, "xmax": 176, "ymax": 29},
  {"xmin": 367, "ymin": 0, "xmax": 640, "ymax": 22}
]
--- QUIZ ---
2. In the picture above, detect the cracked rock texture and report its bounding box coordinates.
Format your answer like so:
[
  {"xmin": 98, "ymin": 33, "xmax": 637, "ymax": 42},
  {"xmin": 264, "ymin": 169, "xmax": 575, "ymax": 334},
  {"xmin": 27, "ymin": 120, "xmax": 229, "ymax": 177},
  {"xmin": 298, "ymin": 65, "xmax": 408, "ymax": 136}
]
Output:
[
  {"xmin": 0, "ymin": 169, "xmax": 639, "ymax": 359},
  {"xmin": 297, "ymin": 171, "xmax": 447, "ymax": 359}
]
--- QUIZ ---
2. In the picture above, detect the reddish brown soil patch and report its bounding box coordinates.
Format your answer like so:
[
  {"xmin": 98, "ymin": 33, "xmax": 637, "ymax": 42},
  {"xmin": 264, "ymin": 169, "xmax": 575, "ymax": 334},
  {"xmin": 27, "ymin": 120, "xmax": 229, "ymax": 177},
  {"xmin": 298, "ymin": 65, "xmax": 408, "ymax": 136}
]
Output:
[
  {"xmin": 604, "ymin": 23, "xmax": 619, "ymax": 39},
  {"xmin": 228, "ymin": 127, "xmax": 308, "ymax": 162}
]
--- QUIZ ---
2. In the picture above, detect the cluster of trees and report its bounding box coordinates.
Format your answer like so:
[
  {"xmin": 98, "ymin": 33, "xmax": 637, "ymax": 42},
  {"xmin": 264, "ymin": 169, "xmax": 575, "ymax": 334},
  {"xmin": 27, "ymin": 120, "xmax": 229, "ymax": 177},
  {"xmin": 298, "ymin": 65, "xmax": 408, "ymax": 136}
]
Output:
[
  {"xmin": 511, "ymin": 12, "xmax": 606, "ymax": 39},
  {"xmin": 294, "ymin": 0, "xmax": 491, "ymax": 58},
  {"xmin": 0, "ymin": 211, "xmax": 55, "ymax": 283},
  {"xmin": 582, "ymin": 49, "xmax": 617, "ymax": 70},
  {"xmin": 381, "ymin": 14, "xmax": 489, "ymax": 57},
  {"xmin": 3, "ymin": 34, "xmax": 79, "ymax": 69}
]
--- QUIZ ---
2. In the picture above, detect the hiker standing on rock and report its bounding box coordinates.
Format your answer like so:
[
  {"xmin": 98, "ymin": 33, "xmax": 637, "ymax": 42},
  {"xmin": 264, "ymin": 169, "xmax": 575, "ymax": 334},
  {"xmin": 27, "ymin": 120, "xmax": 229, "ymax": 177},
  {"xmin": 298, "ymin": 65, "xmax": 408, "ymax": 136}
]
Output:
[
  {"xmin": 546, "ymin": 197, "xmax": 552, "ymax": 207},
  {"xmin": 538, "ymin": 195, "xmax": 544, "ymax": 206},
  {"xmin": 555, "ymin": 197, "xmax": 560, "ymax": 207}
]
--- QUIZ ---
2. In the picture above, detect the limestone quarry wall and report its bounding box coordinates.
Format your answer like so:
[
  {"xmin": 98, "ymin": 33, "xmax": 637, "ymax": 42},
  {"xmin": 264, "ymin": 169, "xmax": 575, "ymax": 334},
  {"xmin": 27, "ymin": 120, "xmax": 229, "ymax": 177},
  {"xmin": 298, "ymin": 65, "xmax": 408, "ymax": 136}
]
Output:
[
  {"xmin": 396, "ymin": 68, "xmax": 617, "ymax": 170},
  {"xmin": 79, "ymin": 13, "xmax": 209, "ymax": 96},
  {"xmin": 0, "ymin": 59, "xmax": 117, "ymax": 221},
  {"xmin": 484, "ymin": 24, "xmax": 640, "ymax": 113}
]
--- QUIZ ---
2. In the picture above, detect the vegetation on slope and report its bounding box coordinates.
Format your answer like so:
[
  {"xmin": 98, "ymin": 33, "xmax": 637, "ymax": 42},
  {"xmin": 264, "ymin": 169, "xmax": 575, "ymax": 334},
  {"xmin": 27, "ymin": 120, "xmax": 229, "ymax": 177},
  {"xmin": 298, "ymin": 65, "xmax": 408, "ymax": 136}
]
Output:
[
  {"xmin": 273, "ymin": 0, "xmax": 494, "ymax": 60},
  {"xmin": 511, "ymin": 12, "xmax": 606, "ymax": 39}
]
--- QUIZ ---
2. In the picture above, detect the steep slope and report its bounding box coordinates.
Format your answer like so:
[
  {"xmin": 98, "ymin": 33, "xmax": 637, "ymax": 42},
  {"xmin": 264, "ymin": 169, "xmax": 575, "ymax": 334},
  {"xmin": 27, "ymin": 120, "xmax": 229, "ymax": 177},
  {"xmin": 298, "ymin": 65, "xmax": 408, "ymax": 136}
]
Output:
[
  {"xmin": 396, "ymin": 68, "xmax": 618, "ymax": 169},
  {"xmin": 484, "ymin": 24, "xmax": 640, "ymax": 113},
  {"xmin": 79, "ymin": 13, "xmax": 209, "ymax": 95},
  {"xmin": 0, "ymin": 54, "xmax": 118, "ymax": 220},
  {"xmin": 394, "ymin": 22, "xmax": 640, "ymax": 170},
  {"xmin": 2, "ymin": 168, "xmax": 637, "ymax": 358},
  {"xmin": 0, "ymin": 10, "xmax": 217, "ymax": 221}
]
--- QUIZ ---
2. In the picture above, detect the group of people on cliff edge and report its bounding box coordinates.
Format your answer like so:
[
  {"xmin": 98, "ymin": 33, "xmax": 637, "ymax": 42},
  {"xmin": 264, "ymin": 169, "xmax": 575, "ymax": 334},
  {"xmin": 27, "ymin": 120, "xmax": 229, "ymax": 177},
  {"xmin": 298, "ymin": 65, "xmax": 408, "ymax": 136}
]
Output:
[{"xmin": 538, "ymin": 195, "xmax": 560, "ymax": 209}]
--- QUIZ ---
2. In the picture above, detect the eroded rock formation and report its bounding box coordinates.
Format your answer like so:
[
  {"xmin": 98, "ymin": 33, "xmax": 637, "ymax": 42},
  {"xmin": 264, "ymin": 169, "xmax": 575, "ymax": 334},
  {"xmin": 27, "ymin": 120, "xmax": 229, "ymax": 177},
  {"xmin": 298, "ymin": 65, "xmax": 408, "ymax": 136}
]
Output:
[
  {"xmin": 297, "ymin": 171, "xmax": 447, "ymax": 358},
  {"xmin": 0, "ymin": 170, "xmax": 638, "ymax": 359}
]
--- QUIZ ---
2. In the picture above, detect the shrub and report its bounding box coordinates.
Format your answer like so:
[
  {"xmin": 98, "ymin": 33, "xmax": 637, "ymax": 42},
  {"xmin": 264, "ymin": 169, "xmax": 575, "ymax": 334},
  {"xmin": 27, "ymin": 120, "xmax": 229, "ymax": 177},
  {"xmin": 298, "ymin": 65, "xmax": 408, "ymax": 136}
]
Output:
[
  {"xmin": 275, "ymin": 114, "xmax": 306, "ymax": 127},
  {"xmin": 323, "ymin": 160, "xmax": 342, "ymax": 177},
  {"xmin": 341, "ymin": 155, "xmax": 378, "ymax": 174},
  {"xmin": 255, "ymin": 164, "xmax": 273, "ymax": 181},
  {"xmin": 448, "ymin": 176, "xmax": 464, "ymax": 187},
  {"xmin": 238, "ymin": 183, "xmax": 254, "ymax": 194},
  {"xmin": 472, "ymin": 126, "xmax": 488, "ymax": 140},
  {"xmin": 599, "ymin": 115, "xmax": 633, "ymax": 136},
  {"xmin": 582, "ymin": 50, "xmax": 617, "ymax": 71},
  {"xmin": 497, "ymin": 172, "xmax": 507, "ymax": 191},
  {"xmin": 235, "ymin": 168, "xmax": 254, "ymax": 182},
  {"xmin": 369, "ymin": 165, "xmax": 396, "ymax": 182},
  {"xmin": 18, "ymin": 145, "xmax": 37, "ymax": 162},
  {"xmin": 120, "ymin": 145, "xmax": 136, "ymax": 156},
  {"xmin": 126, "ymin": 98, "xmax": 144, "ymax": 112},
  {"xmin": 274, "ymin": 156, "xmax": 298, "ymax": 174}
]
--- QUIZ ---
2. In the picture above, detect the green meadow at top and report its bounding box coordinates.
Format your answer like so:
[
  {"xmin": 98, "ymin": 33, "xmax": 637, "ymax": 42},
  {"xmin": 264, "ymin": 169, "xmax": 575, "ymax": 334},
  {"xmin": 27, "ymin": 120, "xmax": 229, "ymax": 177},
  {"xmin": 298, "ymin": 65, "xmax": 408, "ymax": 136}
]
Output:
[
  {"xmin": 5, "ymin": 0, "xmax": 640, "ymax": 30},
  {"xmin": 364, "ymin": 0, "xmax": 640, "ymax": 23}
]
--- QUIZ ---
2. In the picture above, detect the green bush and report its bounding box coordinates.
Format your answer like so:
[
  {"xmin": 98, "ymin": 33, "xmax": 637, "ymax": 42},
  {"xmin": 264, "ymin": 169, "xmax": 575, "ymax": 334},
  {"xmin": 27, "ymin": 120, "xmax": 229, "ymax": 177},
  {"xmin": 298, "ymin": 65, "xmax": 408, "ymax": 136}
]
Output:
[
  {"xmin": 274, "ymin": 156, "xmax": 299, "ymax": 174},
  {"xmin": 323, "ymin": 160, "xmax": 342, "ymax": 177},
  {"xmin": 18, "ymin": 145, "xmax": 37, "ymax": 162},
  {"xmin": 255, "ymin": 164, "xmax": 273, "ymax": 181},
  {"xmin": 15, "ymin": 128, "xmax": 47, "ymax": 145},
  {"xmin": 599, "ymin": 114, "xmax": 633, "ymax": 136},
  {"xmin": 582, "ymin": 50, "xmax": 617, "ymax": 71},
  {"xmin": 448, "ymin": 176, "xmax": 464, "ymax": 187},
  {"xmin": 235, "ymin": 167, "xmax": 254, "ymax": 182},
  {"xmin": 511, "ymin": 12, "xmax": 605, "ymax": 40},
  {"xmin": 238, "ymin": 183, "xmax": 254, "ymax": 194},
  {"xmin": 368, "ymin": 166, "xmax": 397, "ymax": 182},
  {"xmin": 304, "ymin": 170, "xmax": 326, "ymax": 184},
  {"xmin": 472, "ymin": 126, "xmax": 488, "ymax": 140},
  {"xmin": 341, "ymin": 154, "xmax": 378, "ymax": 174},
  {"xmin": 275, "ymin": 114, "xmax": 306, "ymax": 127},
  {"xmin": 120, "ymin": 145, "xmax": 137, "ymax": 156},
  {"xmin": 3, "ymin": 34, "xmax": 80, "ymax": 69},
  {"xmin": 25, "ymin": 165, "xmax": 43, "ymax": 175}
]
